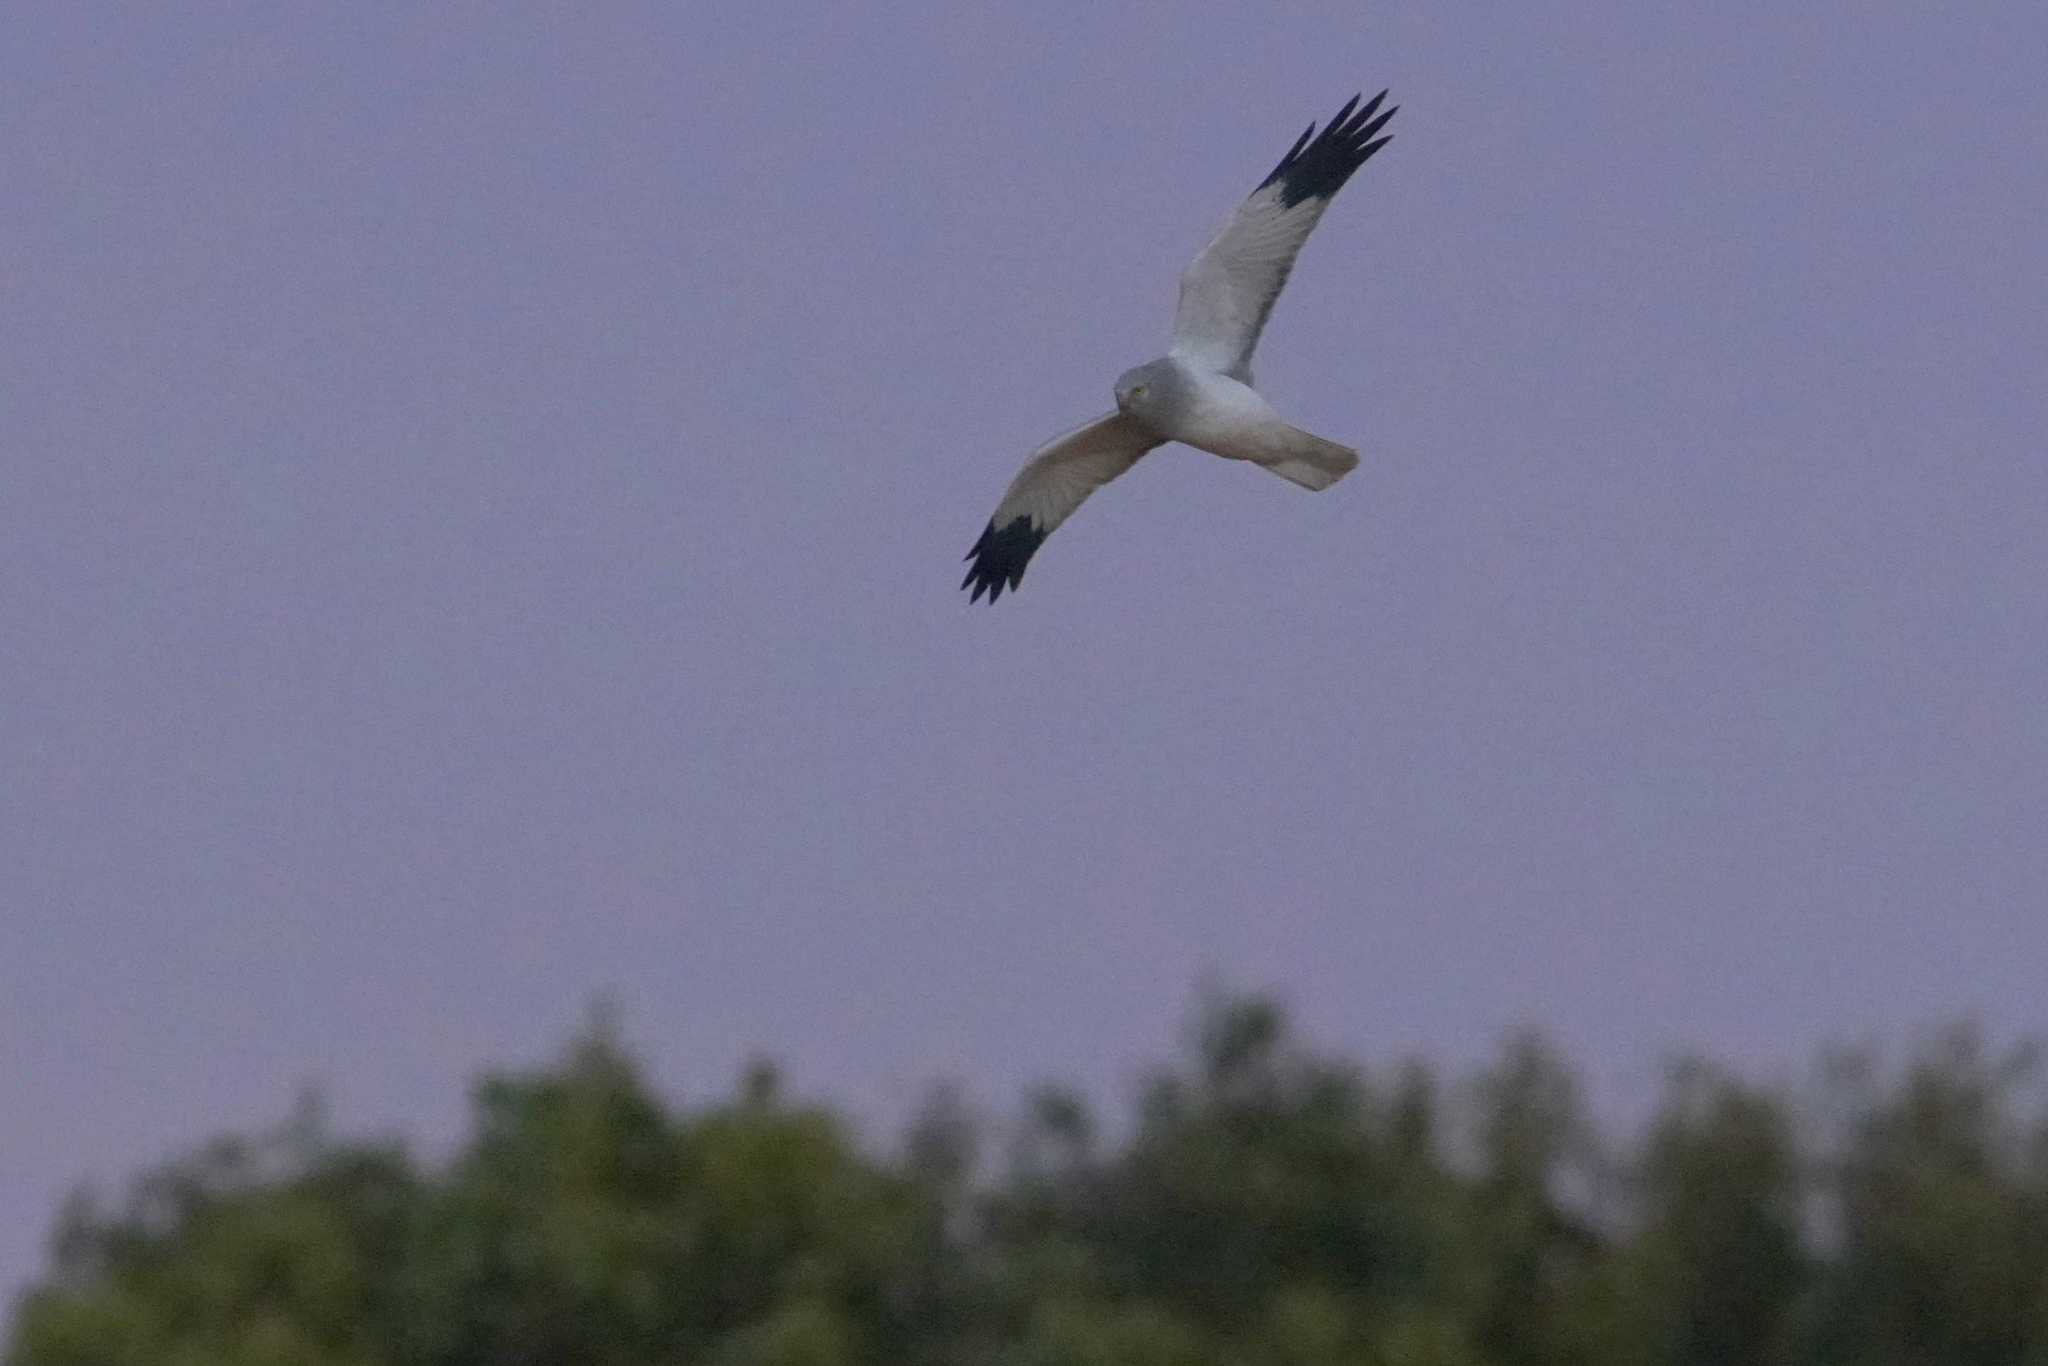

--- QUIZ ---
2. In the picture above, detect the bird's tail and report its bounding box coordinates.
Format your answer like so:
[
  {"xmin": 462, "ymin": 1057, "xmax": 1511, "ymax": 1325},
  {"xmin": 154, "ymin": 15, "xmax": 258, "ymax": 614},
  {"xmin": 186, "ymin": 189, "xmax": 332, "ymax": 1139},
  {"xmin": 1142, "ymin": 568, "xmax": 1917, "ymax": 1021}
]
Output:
[{"xmin": 1258, "ymin": 425, "xmax": 1359, "ymax": 492}]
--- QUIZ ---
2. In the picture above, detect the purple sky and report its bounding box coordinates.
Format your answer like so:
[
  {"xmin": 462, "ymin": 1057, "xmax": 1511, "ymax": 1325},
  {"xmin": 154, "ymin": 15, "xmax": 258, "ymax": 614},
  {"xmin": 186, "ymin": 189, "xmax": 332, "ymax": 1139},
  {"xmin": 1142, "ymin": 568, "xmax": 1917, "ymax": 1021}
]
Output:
[{"xmin": 6, "ymin": 3, "xmax": 2047, "ymax": 1309}]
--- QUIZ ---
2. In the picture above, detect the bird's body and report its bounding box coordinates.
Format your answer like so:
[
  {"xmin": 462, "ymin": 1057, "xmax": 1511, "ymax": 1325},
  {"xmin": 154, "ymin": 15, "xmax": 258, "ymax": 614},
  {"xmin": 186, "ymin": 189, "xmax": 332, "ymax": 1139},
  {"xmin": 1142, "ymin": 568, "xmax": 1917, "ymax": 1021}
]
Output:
[
  {"xmin": 1120, "ymin": 356, "xmax": 1270, "ymax": 459},
  {"xmin": 962, "ymin": 90, "xmax": 1397, "ymax": 603},
  {"xmin": 1116, "ymin": 357, "xmax": 1358, "ymax": 489}
]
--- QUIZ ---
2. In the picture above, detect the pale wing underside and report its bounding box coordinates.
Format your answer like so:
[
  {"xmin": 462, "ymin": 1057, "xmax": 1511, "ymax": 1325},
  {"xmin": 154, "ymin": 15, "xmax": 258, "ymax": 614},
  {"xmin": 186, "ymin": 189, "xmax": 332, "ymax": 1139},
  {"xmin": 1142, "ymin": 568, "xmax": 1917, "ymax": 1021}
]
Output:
[
  {"xmin": 1170, "ymin": 92, "xmax": 1396, "ymax": 378},
  {"xmin": 962, "ymin": 412, "xmax": 1163, "ymax": 603}
]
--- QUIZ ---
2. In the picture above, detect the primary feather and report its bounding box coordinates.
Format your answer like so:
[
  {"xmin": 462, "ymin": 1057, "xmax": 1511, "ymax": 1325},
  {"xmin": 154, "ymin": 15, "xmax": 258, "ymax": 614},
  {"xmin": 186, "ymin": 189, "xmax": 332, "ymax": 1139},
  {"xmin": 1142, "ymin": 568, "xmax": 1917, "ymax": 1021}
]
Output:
[
  {"xmin": 1170, "ymin": 91, "xmax": 1396, "ymax": 379},
  {"xmin": 962, "ymin": 413, "xmax": 1162, "ymax": 603}
]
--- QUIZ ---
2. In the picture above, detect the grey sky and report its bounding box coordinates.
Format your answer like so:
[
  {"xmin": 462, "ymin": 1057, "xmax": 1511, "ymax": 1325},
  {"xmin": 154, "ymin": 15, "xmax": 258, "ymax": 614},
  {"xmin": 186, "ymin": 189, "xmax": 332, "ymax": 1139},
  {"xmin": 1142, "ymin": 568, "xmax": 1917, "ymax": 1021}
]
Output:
[{"xmin": 6, "ymin": 3, "xmax": 2046, "ymax": 1311}]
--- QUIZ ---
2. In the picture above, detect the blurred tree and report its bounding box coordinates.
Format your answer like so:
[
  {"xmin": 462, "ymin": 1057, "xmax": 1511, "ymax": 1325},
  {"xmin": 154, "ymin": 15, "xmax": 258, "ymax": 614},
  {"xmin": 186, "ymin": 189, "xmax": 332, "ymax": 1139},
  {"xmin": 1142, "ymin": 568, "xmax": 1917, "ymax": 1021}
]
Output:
[
  {"xmin": 11, "ymin": 992, "xmax": 2048, "ymax": 1366},
  {"xmin": 887, "ymin": 1082, "xmax": 987, "ymax": 1366},
  {"xmin": 1004, "ymin": 1299, "xmax": 1216, "ymax": 1366},
  {"xmin": 710, "ymin": 1299, "xmax": 858, "ymax": 1366},
  {"xmin": 1465, "ymin": 1031, "xmax": 1602, "ymax": 1366},
  {"xmin": 980, "ymin": 993, "xmax": 1478, "ymax": 1362},
  {"xmin": 399, "ymin": 1007, "xmax": 925, "ymax": 1365},
  {"xmin": 1601, "ymin": 1061, "xmax": 1805, "ymax": 1366},
  {"xmin": 395, "ymin": 1009, "xmax": 692, "ymax": 1364},
  {"xmin": 1081, "ymin": 997, "xmax": 1442, "ymax": 1327},
  {"xmin": 10, "ymin": 1094, "xmax": 415, "ymax": 1366},
  {"xmin": 1792, "ymin": 1028, "xmax": 2048, "ymax": 1366}
]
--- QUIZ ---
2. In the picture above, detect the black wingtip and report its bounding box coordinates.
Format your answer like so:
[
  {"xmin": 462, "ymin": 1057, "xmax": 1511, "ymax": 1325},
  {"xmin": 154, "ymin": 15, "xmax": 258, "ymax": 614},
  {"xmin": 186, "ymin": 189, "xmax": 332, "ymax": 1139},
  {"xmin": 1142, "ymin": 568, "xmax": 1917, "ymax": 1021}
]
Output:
[
  {"xmin": 1257, "ymin": 88, "xmax": 1399, "ymax": 208},
  {"xmin": 961, "ymin": 516, "xmax": 1047, "ymax": 605}
]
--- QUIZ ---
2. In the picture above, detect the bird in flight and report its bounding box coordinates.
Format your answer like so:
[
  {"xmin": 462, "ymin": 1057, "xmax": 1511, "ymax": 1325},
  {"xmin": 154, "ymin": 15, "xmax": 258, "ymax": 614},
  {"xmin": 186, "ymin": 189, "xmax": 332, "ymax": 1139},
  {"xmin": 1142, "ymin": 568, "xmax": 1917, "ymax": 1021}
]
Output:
[{"xmin": 962, "ymin": 91, "xmax": 1397, "ymax": 604}]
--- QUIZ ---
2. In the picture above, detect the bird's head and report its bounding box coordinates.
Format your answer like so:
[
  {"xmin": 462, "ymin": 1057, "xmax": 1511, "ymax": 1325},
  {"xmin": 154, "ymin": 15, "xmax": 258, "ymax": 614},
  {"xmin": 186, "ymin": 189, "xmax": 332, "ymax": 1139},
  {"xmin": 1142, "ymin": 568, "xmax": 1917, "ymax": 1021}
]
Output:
[{"xmin": 1113, "ymin": 361, "xmax": 1167, "ymax": 418}]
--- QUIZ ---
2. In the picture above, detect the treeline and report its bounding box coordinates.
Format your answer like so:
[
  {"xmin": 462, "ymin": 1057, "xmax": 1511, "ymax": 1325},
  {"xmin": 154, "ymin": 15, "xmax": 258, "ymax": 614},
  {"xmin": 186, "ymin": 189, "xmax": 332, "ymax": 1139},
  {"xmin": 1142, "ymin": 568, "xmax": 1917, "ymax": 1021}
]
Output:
[{"xmin": 10, "ymin": 995, "xmax": 2048, "ymax": 1365}]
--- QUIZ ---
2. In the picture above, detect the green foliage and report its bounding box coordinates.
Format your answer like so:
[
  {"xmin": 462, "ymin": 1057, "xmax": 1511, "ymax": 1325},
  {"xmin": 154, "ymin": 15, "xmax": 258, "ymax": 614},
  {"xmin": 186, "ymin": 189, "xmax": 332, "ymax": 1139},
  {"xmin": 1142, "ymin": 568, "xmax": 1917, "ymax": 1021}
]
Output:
[
  {"xmin": 1592, "ymin": 1062, "xmax": 1806, "ymax": 1366},
  {"xmin": 12, "ymin": 997, "xmax": 2048, "ymax": 1366},
  {"xmin": 1793, "ymin": 1028, "xmax": 2048, "ymax": 1366},
  {"xmin": 10, "ymin": 1096, "xmax": 413, "ymax": 1366}
]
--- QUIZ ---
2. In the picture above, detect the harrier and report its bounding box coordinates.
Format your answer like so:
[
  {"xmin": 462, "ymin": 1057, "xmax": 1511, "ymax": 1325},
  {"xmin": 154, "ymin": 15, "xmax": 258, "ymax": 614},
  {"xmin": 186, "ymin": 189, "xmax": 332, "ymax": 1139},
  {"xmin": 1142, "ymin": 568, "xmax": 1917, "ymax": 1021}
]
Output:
[{"xmin": 962, "ymin": 91, "xmax": 1397, "ymax": 603}]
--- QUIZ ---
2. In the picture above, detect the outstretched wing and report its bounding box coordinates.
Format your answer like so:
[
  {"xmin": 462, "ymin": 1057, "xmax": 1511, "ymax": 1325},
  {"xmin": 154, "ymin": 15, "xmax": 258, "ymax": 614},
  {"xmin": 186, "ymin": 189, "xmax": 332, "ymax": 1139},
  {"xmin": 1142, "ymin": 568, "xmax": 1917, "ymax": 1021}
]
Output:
[
  {"xmin": 962, "ymin": 412, "xmax": 1163, "ymax": 604},
  {"xmin": 1170, "ymin": 91, "xmax": 1397, "ymax": 378}
]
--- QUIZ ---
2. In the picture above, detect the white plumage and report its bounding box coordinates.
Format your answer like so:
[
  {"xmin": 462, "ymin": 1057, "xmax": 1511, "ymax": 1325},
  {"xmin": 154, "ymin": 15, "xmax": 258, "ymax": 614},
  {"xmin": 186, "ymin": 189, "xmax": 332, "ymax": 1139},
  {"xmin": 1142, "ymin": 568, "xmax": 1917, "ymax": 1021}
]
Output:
[{"xmin": 964, "ymin": 91, "xmax": 1397, "ymax": 604}]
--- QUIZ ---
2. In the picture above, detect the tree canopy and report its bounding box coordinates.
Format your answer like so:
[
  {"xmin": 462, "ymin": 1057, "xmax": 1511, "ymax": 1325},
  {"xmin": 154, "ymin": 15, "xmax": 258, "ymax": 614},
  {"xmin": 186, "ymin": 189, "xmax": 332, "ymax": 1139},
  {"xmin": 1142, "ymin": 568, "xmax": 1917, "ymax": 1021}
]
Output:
[{"xmin": 12, "ymin": 997, "xmax": 2048, "ymax": 1365}]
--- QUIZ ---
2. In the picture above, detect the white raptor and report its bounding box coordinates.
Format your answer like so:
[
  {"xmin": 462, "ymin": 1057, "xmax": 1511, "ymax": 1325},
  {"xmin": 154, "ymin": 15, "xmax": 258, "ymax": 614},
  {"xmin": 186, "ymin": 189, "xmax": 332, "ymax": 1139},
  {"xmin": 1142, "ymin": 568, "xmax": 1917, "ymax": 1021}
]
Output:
[{"xmin": 963, "ymin": 90, "xmax": 1398, "ymax": 604}]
